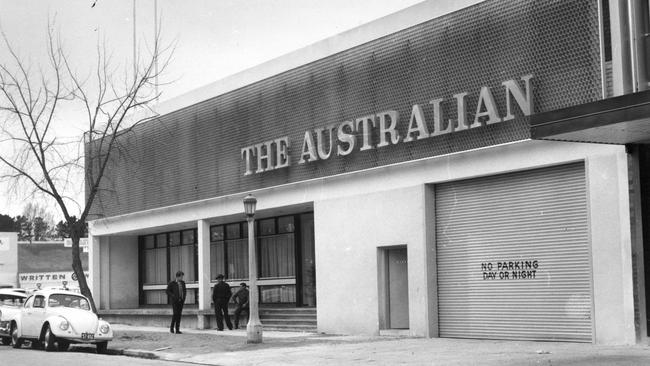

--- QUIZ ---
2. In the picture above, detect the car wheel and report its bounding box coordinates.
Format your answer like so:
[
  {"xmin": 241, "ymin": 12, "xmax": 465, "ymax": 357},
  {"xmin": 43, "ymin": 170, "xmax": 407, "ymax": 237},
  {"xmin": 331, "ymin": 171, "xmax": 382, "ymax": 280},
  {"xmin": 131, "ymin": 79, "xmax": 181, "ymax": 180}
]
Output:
[
  {"xmin": 43, "ymin": 325, "xmax": 57, "ymax": 352},
  {"xmin": 1, "ymin": 336, "xmax": 10, "ymax": 345},
  {"xmin": 57, "ymin": 340, "xmax": 70, "ymax": 352},
  {"xmin": 96, "ymin": 341, "xmax": 108, "ymax": 354},
  {"xmin": 11, "ymin": 324, "xmax": 23, "ymax": 349}
]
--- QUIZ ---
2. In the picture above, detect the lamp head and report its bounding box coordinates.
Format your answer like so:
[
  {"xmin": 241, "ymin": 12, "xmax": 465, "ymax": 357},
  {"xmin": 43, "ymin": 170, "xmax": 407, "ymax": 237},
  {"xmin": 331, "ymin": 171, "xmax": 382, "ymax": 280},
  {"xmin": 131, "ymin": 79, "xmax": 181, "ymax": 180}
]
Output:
[{"xmin": 243, "ymin": 194, "xmax": 257, "ymax": 217}]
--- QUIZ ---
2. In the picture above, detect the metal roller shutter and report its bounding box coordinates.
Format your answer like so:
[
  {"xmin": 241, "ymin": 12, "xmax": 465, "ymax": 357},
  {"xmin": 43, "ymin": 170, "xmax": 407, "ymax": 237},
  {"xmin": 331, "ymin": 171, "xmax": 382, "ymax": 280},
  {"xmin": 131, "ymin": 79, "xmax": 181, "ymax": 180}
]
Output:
[{"xmin": 435, "ymin": 162, "xmax": 592, "ymax": 342}]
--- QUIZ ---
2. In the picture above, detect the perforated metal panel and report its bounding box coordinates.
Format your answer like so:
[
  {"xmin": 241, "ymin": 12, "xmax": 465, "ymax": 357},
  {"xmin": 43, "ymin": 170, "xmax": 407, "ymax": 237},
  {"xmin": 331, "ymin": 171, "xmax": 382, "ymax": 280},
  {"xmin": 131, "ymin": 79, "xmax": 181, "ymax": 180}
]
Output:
[
  {"xmin": 91, "ymin": 0, "xmax": 602, "ymax": 218},
  {"xmin": 435, "ymin": 162, "xmax": 592, "ymax": 342}
]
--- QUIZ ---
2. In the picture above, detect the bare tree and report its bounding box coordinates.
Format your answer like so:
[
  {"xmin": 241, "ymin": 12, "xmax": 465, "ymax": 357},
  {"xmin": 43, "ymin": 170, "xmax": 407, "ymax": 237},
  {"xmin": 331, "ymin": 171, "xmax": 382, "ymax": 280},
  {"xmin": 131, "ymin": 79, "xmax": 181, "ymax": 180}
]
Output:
[{"xmin": 0, "ymin": 21, "xmax": 173, "ymax": 312}]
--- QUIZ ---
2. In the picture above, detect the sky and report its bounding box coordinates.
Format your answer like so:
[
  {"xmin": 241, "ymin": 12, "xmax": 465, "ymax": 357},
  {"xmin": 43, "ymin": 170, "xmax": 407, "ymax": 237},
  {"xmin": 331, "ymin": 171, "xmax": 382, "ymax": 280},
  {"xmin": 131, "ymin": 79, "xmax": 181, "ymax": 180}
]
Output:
[{"xmin": 0, "ymin": 0, "xmax": 427, "ymax": 219}]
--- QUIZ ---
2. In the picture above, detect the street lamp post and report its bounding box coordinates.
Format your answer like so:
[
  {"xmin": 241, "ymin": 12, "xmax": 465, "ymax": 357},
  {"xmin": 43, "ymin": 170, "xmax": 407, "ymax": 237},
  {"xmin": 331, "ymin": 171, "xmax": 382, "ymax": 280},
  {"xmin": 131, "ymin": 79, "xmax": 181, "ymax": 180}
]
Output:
[{"xmin": 244, "ymin": 194, "xmax": 262, "ymax": 343}]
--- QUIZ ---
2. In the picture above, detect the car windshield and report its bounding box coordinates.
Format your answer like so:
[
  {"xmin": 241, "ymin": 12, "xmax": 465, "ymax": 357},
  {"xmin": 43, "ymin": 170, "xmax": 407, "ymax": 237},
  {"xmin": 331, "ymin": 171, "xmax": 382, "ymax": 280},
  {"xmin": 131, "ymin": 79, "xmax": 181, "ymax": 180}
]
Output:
[
  {"xmin": 48, "ymin": 294, "xmax": 90, "ymax": 310},
  {"xmin": 0, "ymin": 294, "xmax": 26, "ymax": 307}
]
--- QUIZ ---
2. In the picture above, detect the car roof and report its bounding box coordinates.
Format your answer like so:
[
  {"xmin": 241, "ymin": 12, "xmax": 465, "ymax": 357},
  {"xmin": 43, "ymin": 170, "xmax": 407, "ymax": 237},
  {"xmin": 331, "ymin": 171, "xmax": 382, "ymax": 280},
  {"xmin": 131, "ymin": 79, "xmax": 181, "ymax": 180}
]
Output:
[
  {"xmin": 0, "ymin": 289, "xmax": 28, "ymax": 298},
  {"xmin": 31, "ymin": 289, "xmax": 86, "ymax": 297}
]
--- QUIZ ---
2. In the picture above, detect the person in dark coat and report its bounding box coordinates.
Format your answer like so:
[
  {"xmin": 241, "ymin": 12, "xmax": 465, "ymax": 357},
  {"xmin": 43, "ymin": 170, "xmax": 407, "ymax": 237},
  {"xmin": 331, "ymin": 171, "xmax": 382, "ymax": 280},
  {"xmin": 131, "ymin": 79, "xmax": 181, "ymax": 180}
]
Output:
[
  {"xmin": 231, "ymin": 282, "xmax": 250, "ymax": 329},
  {"xmin": 165, "ymin": 270, "xmax": 186, "ymax": 334},
  {"xmin": 212, "ymin": 274, "xmax": 233, "ymax": 330}
]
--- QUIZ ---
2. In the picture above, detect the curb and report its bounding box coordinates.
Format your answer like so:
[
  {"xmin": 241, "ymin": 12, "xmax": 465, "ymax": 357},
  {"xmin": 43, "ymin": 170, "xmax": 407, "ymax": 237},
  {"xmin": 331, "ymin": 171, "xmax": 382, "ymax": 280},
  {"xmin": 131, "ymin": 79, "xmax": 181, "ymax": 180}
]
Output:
[{"xmin": 119, "ymin": 348, "xmax": 160, "ymax": 360}]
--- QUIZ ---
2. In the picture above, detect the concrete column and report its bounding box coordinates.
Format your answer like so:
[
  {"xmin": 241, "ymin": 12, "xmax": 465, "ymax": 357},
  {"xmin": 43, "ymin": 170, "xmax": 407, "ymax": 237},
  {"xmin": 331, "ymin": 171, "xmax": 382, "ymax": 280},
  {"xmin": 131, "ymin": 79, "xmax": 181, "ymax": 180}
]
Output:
[
  {"xmin": 100, "ymin": 237, "xmax": 110, "ymax": 310},
  {"xmin": 422, "ymin": 185, "xmax": 439, "ymax": 338},
  {"xmin": 88, "ymin": 232, "xmax": 101, "ymax": 310},
  {"xmin": 197, "ymin": 220, "xmax": 211, "ymax": 329},
  {"xmin": 587, "ymin": 150, "xmax": 636, "ymax": 344}
]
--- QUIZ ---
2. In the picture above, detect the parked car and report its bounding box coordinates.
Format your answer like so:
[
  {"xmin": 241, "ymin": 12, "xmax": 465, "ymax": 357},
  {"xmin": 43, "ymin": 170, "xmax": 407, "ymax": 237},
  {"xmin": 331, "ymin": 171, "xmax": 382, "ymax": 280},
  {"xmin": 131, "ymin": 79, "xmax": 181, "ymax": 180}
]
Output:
[
  {"xmin": 10, "ymin": 289, "xmax": 113, "ymax": 353},
  {"xmin": 0, "ymin": 289, "xmax": 28, "ymax": 345}
]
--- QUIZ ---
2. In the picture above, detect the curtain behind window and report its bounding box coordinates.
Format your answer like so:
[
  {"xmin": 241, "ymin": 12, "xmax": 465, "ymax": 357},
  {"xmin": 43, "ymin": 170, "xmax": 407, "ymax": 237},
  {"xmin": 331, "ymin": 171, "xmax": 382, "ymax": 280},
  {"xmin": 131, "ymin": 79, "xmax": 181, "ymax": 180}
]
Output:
[
  {"xmin": 210, "ymin": 242, "xmax": 225, "ymax": 279},
  {"xmin": 260, "ymin": 234, "xmax": 295, "ymax": 278},
  {"xmin": 169, "ymin": 244, "xmax": 196, "ymax": 282},
  {"xmin": 144, "ymin": 247, "xmax": 167, "ymax": 285},
  {"xmin": 227, "ymin": 238, "xmax": 248, "ymax": 279}
]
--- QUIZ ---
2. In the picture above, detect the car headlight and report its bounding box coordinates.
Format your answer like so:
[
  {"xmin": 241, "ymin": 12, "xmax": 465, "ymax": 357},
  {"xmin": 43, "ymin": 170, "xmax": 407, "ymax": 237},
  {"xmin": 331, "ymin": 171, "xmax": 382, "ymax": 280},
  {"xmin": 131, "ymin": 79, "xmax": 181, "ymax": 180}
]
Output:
[
  {"xmin": 59, "ymin": 319, "xmax": 69, "ymax": 331},
  {"xmin": 99, "ymin": 323, "xmax": 110, "ymax": 334}
]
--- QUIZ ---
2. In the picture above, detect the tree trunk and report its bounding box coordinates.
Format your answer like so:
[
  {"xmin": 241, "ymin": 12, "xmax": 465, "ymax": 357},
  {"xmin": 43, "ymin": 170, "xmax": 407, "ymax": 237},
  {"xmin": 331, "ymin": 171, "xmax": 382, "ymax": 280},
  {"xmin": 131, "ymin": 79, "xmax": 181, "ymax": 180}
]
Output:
[{"xmin": 71, "ymin": 223, "xmax": 97, "ymax": 313}]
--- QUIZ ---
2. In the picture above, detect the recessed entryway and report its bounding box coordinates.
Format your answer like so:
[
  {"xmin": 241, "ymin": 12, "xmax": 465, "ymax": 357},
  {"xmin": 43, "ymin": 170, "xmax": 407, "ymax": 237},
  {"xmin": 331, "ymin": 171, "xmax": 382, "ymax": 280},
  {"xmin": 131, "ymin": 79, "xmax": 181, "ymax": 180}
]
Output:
[{"xmin": 378, "ymin": 245, "xmax": 409, "ymax": 331}]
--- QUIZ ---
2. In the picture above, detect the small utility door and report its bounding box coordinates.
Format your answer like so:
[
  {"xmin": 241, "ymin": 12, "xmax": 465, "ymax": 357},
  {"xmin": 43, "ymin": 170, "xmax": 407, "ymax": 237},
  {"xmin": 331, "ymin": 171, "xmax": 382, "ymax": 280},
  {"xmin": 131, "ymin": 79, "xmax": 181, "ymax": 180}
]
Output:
[{"xmin": 387, "ymin": 247, "xmax": 409, "ymax": 329}]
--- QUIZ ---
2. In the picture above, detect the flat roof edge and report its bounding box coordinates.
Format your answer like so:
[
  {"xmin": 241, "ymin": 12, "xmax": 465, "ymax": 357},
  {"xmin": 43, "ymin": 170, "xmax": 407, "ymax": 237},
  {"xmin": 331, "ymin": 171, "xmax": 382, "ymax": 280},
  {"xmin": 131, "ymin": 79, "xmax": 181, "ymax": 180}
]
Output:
[{"xmin": 530, "ymin": 90, "xmax": 650, "ymax": 140}]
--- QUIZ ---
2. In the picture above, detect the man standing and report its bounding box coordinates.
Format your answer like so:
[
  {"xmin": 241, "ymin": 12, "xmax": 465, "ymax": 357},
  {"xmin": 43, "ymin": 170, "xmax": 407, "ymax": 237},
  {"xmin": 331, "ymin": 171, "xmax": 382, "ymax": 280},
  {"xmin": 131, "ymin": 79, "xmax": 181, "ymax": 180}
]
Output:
[
  {"xmin": 231, "ymin": 282, "xmax": 250, "ymax": 329},
  {"xmin": 212, "ymin": 274, "xmax": 233, "ymax": 330},
  {"xmin": 166, "ymin": 270, "xmax": 186, "ymax": 334}
]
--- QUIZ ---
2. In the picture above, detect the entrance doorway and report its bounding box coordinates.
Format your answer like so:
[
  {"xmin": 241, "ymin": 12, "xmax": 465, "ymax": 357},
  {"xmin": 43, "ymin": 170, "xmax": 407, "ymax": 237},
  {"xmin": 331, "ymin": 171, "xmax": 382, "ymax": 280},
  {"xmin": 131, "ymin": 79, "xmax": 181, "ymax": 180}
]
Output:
[{"xmin": 378, "ymin": 246, "xmax": 409, "ymax": 329}]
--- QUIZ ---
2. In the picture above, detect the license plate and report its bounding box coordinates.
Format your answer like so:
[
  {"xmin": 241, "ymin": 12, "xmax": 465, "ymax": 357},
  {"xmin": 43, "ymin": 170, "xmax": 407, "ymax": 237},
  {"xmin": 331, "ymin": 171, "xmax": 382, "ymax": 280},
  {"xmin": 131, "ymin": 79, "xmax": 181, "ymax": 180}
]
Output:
[{"xmin": 81, "ymin": 333, "xmax": 95, "ymax": 340}]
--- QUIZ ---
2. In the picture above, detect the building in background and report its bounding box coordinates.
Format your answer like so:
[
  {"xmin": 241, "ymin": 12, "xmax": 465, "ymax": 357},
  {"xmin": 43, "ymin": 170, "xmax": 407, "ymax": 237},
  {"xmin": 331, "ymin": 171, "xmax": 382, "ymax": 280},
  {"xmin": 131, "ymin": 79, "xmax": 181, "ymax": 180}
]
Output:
[
  {"xmin": 86, "ymin": 0, "xmax": 650, "ymax": 345},
  {"xmin": 0, "ymin": 235, "xmax": 89, "ymax": 291},
  {"xmin": 17, "ymin": 240, "xmax": 89, "ymax": 291},
  {"xmin": 0, "ymin": 233, "xmax": 18, "ymax": 288}
]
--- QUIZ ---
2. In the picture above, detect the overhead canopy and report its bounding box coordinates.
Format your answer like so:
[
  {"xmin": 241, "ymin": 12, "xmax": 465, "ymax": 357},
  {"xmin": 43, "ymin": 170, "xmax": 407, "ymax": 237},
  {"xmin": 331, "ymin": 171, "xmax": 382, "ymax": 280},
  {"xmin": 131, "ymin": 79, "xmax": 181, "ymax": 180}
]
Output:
[{"xmin": 531, "ymin": 90, "xmax": 650, "ymax": 144}]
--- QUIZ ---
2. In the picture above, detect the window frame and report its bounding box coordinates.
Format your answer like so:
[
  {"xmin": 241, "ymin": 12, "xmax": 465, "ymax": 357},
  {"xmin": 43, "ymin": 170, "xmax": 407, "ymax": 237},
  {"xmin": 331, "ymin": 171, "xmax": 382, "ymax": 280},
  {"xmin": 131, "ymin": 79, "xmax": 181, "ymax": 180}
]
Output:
[{"xmin": 139, "ymin": 228, "xmax": 198, "ymax": 305}]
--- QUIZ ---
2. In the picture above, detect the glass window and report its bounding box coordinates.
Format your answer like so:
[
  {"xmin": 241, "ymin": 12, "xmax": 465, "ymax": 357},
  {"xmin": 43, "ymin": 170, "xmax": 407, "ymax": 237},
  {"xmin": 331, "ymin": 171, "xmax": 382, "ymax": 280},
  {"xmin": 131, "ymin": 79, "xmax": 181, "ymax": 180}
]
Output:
[
  {"xmin": 48, "ymin": 294, "xmax": 90, "ymax": 311},
  {"xmin": 211, "ymin": 224, "xmax": 248, "ymax": 279},
  {"xmin": 259, "ymin": 219, "xmax": 275, "ymax": 235},
  {"xmin": 211, "ymin": 226, "xmax": 224, "ymax": 241},
  {"xmin": 0, "ymin": 294, "xmax": 25, "ymax": 306},
  {"xmin": 260, "ymin": 285, "xmax": 296, "ymax": 303},
  {"xmin": 182, "ymin": 230, "xmax": 195, "ymax": 245},
  {"xmin": 170, "ymin": 242, "xmax": 196, "ymax": 282},
  {"xmin": 226, "ymin": 223, "xmax": 241, "ymax": 239},
  {"xmin": 260, "ymin": 234, "xmax": 295, "ymax": 278},
  {"xmin": 156, "ymin": 233, "xmax": 167, "ymax": 248},
  {"xmin": 144, "ymin": 290, "xmax": 167, "ymax": 305},
  {"xmin": 300, "ymin": 213, "xmax": 316, "ymax": 306},
  {"xmin": 169, "ymin": 232, "xmax": 181, "ymax": 247},
  {"xmin": 227, "ymin": 238, "xmax": 248, "ymax": 279},
  {"xmin": 141, "ymin": 229, "xmax": 197, "ymax": 299},
  {"xmin": 144, "ymin": 235, "xmax": 155, "ymax": 249},
  {"xmin": 278, "ymin": 216, "xmax": 295, "ymax": 233},
  {"xmin": 210, "ymin": 241, "xmax": 226, "ymax": 279},
  {"xmin": 143, "ymin": 244, "xmax": 167, "ymax": 285},
  {"xmin": 34, "ymin": 295, "xmax": 45, "ymax": 308}
]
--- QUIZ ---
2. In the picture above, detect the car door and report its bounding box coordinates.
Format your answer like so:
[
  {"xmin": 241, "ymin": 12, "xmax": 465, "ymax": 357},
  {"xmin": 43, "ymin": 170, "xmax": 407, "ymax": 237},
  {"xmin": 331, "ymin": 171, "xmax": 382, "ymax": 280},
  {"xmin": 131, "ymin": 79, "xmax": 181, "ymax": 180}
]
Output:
[
  {"xmin": 22, "ymin": 295, "xmax": 46, "ymax": 337},
  {"xmin": 20, "ymin": 296, "xmax": 35, "ymax": 337}
]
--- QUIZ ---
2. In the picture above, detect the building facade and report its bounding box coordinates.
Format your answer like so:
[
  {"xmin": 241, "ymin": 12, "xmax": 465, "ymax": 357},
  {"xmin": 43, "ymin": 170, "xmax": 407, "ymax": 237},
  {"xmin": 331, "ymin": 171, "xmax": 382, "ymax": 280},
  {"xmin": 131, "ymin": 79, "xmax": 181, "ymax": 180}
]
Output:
[
  {"xmin": 0, "ymin": 232, "xmax": 18, "ymax": 288},
  {"xmin": 87, "ymin": 0, "xmax": 650, "ymax": 345}
]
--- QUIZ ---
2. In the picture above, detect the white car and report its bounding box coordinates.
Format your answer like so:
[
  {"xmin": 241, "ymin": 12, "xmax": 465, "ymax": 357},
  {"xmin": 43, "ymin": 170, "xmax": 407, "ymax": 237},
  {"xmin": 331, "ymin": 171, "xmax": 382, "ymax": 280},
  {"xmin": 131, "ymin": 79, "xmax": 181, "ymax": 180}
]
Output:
[
  {"xmin": 0, "ymin": 289, "xmax": 28, "ymax": 345},
  {"xmin": 10, "ymin": 289, "xmax": 113, "ymax": 353}
]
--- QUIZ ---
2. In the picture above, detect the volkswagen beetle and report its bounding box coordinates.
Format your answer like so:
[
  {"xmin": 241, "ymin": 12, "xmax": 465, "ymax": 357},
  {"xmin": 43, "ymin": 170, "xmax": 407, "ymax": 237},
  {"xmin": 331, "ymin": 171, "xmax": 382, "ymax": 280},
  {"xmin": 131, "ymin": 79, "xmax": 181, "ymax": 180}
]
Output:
[
  {"xmin": 0, "ymin": 289, "xmax": 27, "ymax": 345},
  {"xmin": 10, "ymin": 289, "xmax": 113, "ymax": 352}
]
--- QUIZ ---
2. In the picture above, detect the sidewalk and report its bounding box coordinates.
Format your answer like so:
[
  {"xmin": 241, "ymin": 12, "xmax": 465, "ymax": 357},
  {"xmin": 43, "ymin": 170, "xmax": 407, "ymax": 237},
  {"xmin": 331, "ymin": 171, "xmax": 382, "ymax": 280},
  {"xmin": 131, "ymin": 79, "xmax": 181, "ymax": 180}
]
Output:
[{"xmin": 92, "ymin": 324, "xmax": 650, "ymax": 365}]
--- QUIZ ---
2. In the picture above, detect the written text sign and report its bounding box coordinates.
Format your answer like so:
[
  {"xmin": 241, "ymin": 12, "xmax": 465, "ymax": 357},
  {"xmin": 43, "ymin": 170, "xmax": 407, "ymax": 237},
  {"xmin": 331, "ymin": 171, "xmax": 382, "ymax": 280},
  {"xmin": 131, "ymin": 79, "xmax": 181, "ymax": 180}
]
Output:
[
  {"xmin": 241, "ymin": 75, "xmax": 533, "ymax": 176},
  {"xmin": 482, "ymin": 260, "xmax": 539, "ymax": 280}
]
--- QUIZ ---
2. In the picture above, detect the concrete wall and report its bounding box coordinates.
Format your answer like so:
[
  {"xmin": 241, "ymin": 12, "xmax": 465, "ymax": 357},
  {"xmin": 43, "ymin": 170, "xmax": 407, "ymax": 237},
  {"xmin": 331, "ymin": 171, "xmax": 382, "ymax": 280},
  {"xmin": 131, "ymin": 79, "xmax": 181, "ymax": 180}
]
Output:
[
  {"xmin": 94, "ymin": 235, "xmax": 139, "ymax": 310},
  {"xmin": 314, "ymin": 186, "xmax": 428, "ymax": 336},
  {"xmin": 108, "ymin": 236, "xmax": 139, "ymax": 309},
  {"xmin": 88, "ymin": 139, "xmax": 637, "ymax": 344},
  {"xmin": 0, "ymin": 232, "xmax": 18, "ymax": 287},
  {"xmin": 308, "ymin": 141, "xmax": 634, "ymax": 342}
]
